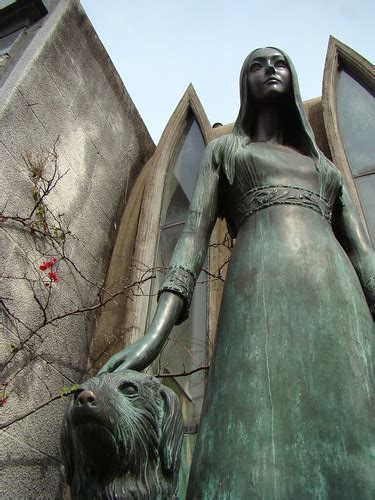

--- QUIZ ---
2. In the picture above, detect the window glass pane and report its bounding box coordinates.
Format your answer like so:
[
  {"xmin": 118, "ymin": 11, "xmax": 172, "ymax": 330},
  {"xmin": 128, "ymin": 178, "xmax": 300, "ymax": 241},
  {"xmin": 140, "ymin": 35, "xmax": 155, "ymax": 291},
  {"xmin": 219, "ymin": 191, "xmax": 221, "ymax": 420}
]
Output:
[
  {"xmin": 157, "ymin": 223, "xmax": 184, "ymax": 269},
  {"xmin": 0, "ymin": 1, "xmax": 17, "ymax": 9},
  {"xmin": 160, "ymin": 116, "xmax": 205, "ymax": 225},
  {"xmin": 0, "ymin": 29, "xmax": 22, "ymax": 54},
  {"xmin": 147, "ymin": 115, "xmax": 208, "ymax": 429},
  {"xmin": 353, "ymin": 174, "xmax": 375, "ymax": 246},
  {"xmin": 161, "ymin": 183, "xmax": 190, "ymax": 227},
  {"xmin": 336, "ymin": 67, "xmax": 375, "ymax": 176},
  {"xmin": 0, "ymin": 0, "xmax": 48, "ymax": 39}
]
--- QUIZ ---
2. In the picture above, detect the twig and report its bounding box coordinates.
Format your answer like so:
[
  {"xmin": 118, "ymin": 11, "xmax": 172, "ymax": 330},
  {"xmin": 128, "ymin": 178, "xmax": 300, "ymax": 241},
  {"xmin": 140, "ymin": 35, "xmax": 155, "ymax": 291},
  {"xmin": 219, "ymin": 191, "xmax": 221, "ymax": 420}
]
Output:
[
  {"xmin": 156, "ymin": 364, "xmax": 209, "ymax": 379},
  {"xmin": 0, "ymin": 391, "xmax": 72, "ymax": 430}
]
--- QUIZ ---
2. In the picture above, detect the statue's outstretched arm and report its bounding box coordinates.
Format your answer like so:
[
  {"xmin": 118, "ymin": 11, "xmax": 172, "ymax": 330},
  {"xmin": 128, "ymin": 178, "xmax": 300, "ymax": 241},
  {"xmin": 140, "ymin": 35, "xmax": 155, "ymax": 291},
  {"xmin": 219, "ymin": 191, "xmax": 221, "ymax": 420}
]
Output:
[
  {"xmin": 333, "ymin": 183, "xmax": 375, "ymax": 317},
  {"xmin": 99, "ymin": 140, "xmax": 221, "ymax": 374},
  {"xmin": 98, "ymin": 292, "xmax": 184, "ymax": 373}
]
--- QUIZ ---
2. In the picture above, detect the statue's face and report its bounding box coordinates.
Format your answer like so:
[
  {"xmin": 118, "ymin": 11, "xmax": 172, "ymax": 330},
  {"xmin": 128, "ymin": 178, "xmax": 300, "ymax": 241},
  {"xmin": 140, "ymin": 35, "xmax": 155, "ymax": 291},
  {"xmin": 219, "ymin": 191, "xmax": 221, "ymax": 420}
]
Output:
[{"xmin": 246, "ymin": 48, "xmax": 291, "ymax": 101}]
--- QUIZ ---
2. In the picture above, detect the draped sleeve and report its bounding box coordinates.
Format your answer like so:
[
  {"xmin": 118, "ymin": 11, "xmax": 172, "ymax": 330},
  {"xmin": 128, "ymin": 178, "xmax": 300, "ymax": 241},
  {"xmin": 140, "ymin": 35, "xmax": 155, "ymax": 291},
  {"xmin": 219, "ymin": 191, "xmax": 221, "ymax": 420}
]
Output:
[
  {"xmin": 158, "ymin": 137, "xmax": 223, "ymax": 323},
  {"xmin": 334, "ymin": 181, "xmax": 375, "ymax": 316}
]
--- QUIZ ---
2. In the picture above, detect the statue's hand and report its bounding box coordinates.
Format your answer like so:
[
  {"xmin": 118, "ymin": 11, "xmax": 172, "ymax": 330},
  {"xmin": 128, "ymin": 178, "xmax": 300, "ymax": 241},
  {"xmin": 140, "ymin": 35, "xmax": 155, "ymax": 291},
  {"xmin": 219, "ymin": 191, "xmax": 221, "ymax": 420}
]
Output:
[
  {"xmin": 98, "ymin": 340, "xmax": 147, "ymax": 374},
  {"xmin": 98, "ymin": 292, "xmax": 184, "ymax": 374}
]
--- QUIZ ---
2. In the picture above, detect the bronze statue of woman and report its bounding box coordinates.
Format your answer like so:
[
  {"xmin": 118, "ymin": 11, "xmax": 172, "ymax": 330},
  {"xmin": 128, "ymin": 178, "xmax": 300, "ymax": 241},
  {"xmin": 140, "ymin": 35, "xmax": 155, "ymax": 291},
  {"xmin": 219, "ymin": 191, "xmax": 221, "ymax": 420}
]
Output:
[{"xmin": 100, "ymin": 48, "xmax": 375, "ymax": 498}]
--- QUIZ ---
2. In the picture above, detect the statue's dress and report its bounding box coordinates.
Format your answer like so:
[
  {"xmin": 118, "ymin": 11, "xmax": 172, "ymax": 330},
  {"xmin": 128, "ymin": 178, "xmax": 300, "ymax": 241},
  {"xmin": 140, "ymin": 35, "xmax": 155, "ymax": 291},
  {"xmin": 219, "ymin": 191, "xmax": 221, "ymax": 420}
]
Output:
[{"xmin": 160, "ymin": 137, "xmax": 375, "ymax": 499}]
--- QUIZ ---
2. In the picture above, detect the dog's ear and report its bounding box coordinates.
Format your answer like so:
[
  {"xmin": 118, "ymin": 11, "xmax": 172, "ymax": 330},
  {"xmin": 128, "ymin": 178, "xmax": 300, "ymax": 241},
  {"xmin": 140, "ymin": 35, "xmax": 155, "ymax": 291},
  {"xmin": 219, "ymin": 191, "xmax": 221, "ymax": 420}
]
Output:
[
  {"xmin": 159, "ymin": 385, "xmax": 184, "ymax": 474},
  {"xmin": 60, "ymin": 403, "xmax": 74, "ymax": 486}
]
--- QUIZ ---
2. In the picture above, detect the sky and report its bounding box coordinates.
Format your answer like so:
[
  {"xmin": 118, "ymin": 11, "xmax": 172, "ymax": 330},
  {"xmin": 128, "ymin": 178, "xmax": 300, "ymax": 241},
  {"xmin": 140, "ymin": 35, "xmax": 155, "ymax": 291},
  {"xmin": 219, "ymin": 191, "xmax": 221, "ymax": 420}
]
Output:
[{"xmin": 80, "ymin": 0, "xmax": 374, "ymax": 144}]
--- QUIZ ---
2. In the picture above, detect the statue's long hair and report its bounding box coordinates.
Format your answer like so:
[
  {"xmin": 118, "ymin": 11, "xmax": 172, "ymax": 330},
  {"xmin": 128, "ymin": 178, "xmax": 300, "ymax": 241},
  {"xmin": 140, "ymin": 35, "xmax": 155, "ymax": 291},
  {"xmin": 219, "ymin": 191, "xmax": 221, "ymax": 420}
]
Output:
[{"xmin": 223, "ymin": 47, "xmax": 335, "ymax": 197}]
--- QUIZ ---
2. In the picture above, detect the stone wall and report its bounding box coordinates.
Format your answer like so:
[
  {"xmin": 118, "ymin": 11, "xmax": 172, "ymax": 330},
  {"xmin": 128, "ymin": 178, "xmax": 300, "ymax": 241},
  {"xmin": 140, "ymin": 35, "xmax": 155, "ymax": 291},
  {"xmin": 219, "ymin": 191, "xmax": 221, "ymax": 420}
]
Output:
[{"xmin": 0, "ymin": 1, "xmax": 154, "ymax": 497}]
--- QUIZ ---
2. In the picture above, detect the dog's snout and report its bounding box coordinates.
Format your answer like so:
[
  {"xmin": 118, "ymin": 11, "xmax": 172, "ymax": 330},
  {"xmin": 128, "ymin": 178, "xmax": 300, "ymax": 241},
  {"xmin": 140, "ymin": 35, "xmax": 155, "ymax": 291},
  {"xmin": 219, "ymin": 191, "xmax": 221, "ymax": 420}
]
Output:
[{"xmin": 76, "ymin": 389, "xmax": 97, "ymax": 406}]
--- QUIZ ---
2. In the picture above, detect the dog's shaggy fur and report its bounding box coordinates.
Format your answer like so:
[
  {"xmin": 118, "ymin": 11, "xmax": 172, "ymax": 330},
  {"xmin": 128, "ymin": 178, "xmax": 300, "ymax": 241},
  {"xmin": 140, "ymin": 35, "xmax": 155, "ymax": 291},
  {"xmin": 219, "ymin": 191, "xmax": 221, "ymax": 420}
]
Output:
[{"xmin": 61, "ymin": 370, "xmax": 183, "ymax": 499}]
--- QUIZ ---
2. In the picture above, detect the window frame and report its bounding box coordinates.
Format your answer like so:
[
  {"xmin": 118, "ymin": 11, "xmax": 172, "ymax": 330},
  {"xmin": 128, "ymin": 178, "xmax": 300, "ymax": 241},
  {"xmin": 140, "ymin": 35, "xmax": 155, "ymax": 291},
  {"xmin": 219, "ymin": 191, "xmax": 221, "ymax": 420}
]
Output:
[
  {"xmin": 125, "ymin": 84, "xmax": 216, "ymax": 358},
  {"xmin": 322, "ymin": 36, "xmax": 375, "ymax": 237}
]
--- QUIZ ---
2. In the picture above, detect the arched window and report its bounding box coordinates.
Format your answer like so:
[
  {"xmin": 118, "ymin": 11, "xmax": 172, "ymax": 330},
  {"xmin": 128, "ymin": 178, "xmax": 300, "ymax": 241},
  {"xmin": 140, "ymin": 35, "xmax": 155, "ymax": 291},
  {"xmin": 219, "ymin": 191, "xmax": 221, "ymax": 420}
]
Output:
[
  {"xmin": 336, "ymin": 67, "xmax": 375, "ymax": 244},
  {"xmin": 129, "ymin": 86, "xmax": 222, "ymax": 495},
  {"xmin": 323, "ymin": 36, "xmax": 375, "ymax": 245},
  {"xmin": 146, "ymin": 113, "xmax": 208, "ymax": 424},
  {"xmin": 96, "ymin": 84, "xmax": 228, "ymax": 494},
  {"xmin": 91, "ymin": 84, "xmax": 228, "ymax": 383}
]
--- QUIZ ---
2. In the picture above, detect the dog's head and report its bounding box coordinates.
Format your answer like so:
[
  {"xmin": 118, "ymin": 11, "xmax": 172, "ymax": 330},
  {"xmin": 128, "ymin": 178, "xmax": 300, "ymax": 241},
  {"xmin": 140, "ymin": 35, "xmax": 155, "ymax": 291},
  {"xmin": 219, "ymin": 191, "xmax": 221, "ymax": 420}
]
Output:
[{"xmin": 61, "ymin": 370, "xmax": 183, "ymax": 499}]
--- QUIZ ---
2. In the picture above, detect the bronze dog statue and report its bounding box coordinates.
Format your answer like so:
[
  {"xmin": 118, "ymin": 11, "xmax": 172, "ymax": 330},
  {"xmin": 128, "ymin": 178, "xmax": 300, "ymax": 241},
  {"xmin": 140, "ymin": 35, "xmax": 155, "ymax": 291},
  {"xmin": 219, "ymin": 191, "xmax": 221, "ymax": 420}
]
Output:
[{"xmin": 61, "ymin": 370, "xmax": 183, "ymax": 499}]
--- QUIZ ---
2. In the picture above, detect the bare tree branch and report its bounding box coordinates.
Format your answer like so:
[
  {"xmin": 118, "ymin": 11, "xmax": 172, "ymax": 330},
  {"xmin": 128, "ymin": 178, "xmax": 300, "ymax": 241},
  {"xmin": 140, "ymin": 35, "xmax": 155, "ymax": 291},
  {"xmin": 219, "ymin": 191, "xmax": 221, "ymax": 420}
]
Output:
[
  {"xmin": 156, "ymin": 364, "xmax": 209, "ymax": 379},
  {"xmin": 0, "ymin": 391, "xmax": 71, "ymax": 430}
]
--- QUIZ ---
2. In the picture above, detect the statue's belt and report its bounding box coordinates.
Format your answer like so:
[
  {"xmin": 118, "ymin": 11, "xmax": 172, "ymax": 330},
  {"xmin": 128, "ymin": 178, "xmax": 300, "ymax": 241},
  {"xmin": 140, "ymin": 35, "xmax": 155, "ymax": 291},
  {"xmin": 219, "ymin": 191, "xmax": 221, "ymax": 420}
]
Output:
[{"xmin": 234, "ymin": 184, "xmax": 333, "ymax": 229}]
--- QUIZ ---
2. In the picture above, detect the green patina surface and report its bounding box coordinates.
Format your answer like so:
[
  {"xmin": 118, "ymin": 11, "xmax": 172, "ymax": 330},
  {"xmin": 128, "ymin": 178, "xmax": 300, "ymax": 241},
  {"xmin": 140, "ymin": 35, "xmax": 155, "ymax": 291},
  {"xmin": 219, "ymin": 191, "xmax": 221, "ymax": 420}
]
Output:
[{"xmin": 99, "ymin": 48, "xmax": 375, "ymax": 498}]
